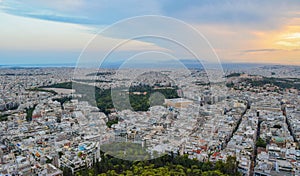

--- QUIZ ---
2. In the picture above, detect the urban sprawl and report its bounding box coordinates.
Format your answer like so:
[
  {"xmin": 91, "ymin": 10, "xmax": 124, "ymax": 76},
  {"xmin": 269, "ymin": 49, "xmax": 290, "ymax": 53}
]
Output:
[{"xmin": 0, "ymin": 65, "xmax": 300, "ymax": 176}]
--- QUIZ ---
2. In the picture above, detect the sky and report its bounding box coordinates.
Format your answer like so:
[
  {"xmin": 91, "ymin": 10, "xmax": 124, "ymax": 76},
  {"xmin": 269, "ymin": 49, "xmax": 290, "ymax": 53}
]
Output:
[{"xmin": 0, "ymin": 0, "xmax": 300, "ymax": 66}]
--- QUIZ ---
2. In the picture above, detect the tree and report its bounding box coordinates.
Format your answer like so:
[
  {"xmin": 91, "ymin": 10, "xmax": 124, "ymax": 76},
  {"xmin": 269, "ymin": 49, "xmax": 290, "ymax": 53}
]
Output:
[
  {"xmin": 76, "ymin": 149, "xmax": 241, "ymax": 176},
  {"xmin": 25, "ymin": 104, "xmax": 37, "ymax": 122},
  {"xmin": 273, "ymin": 124, "xmax": 281, "ymax": 129},
  {"xmin": 63, "ymin": 167, "xmax": 73, "ymax": 176},
  {"xmin": 215, "ymin": 160, "xmax": 225, "ymax": 172},
  {"xmin": 224, "ymin": 156, "xmax": 239, "ymax": 176},
  {"xmin": 202, "ymin": 161, "xmax": 213, "ymax": 171},
  {"xmin": 202, "ymin": 170, "xmax": 227, "ymax": 176},
  {"xmin": 256, "ymin": 137, "xmax": 267, "ymax": 148}
]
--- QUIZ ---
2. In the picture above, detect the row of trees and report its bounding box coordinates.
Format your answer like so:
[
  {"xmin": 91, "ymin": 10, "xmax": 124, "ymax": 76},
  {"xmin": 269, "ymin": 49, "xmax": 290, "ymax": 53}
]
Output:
[
  {"xmin": 27, "ymin": 87, "xmax": 58, "ymax": 95},
  {"xmin": 0, "ymin": 113, "xmax": 10, "ymax": 121},
  {"xmin": 43, "ymin": 82, "xmax": 180, "ymax": 115},
  {"xmin": 97, "ymin": 84, "xmax": 179, "ymax": 114},
  {"xmin": 68, "ymin": 151, "xmax": 241, "ymax": 176},
  {"xmin": 244, "ymin": 77, "xmax": 300, "ymax": 90},
  {"xmin": 25, "ymin": 104, "xmax": 37, "ymax": 122},
  {"xmin": 53, "ymin": 96, "xmax": 72, "ymax": 109},
  {"xmin": 128, "ymin": 85, "xmax": 179, "ymax": 112},
  {"xmin": 226, "ymin": 75, "xmax": 300, "ymax": 91}
]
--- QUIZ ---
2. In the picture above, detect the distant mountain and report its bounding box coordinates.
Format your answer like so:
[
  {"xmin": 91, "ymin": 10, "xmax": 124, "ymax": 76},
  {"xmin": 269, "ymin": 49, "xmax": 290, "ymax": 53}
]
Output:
[{"xmin": 0, "ymin": 61, "xmax": 266, "ymax": 70}]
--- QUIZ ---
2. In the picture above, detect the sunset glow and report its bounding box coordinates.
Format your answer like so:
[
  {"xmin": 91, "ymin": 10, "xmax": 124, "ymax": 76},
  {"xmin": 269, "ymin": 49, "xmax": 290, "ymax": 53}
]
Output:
[{"xmin": 0, "ymin": 0, "xmax": 299, "ymax": 65}]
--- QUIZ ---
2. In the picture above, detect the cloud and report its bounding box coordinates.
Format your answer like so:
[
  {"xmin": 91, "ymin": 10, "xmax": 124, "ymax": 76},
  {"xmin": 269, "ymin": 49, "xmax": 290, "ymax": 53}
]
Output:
[
  {"xmin": 0, "ymin": 12, "xmax": 170, "ymax": 54},
  {"xmin": 242, "ymin": 49, "xmax": 282, "ymax": 53},
  {"xmin": 0, "ymin": 0, "xmax": 163, "ymax": 24},
  {"xmin": 1, "ymin": 0, "xmax": 300, "ymax": 65},
  {"xmin": 0, "ymin": 0, "xmax": 92, "ymax": 24},
  {"xmin": 31, "ymin": 0, "xmax": 84, "ymax": 11},
  {"xmin": 283, "ymin": 32, "xmax": 300, "ymax": 40},
  {"xmin": 1, "ymin": 0, "xmax": 300, "ymax": 29},
  {"xmin": 162, "ymin": 0, "xmax": 300, "ymax": 30}
]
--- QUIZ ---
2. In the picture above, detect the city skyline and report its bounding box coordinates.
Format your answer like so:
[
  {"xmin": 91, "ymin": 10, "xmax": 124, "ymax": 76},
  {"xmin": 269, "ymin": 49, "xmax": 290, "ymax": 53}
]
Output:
[{"xmin": 1, "ymin": 2, "xmax": 300, "ymax": 175}]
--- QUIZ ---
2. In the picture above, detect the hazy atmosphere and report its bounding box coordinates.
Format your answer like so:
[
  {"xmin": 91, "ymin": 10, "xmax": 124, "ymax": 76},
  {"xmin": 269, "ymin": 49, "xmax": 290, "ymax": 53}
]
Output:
[{"xmin": 0, "ymin": 0, "xmax": 300, "ymax": 65}]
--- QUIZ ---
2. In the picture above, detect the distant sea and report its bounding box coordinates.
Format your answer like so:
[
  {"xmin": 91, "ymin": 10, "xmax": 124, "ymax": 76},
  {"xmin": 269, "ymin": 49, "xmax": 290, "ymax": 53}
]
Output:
[
  {"xmin": 0, "ymin": 63, "xmax": 76, "ymax": 68},
  {"xmin": 0, "ymin": 61, "xmax": 266, "ymax": 70}
]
